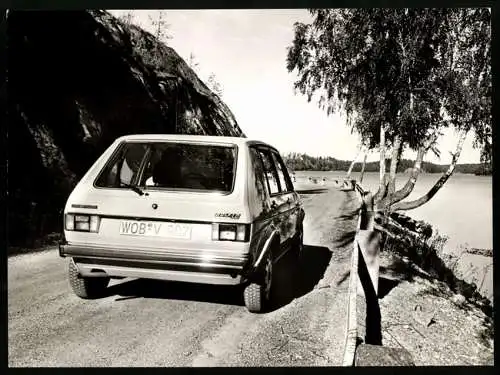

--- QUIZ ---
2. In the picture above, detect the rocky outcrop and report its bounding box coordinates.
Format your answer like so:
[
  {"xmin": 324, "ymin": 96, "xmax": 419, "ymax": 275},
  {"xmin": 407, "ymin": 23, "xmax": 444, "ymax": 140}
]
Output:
[{"xmin": 7, "ymin": 10, "xmax": 244, "ymax": 247}]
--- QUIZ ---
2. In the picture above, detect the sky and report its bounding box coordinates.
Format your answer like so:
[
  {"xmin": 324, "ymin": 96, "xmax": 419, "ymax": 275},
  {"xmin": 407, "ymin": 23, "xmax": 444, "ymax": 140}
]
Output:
[{"xmin": 109, "ymin": 9, "xmax": 482, "ymax": 164}]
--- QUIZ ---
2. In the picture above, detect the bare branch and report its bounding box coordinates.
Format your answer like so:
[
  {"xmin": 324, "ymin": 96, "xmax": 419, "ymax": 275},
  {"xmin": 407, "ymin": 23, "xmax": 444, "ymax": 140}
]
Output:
[
  {"xmin": 392, "ymin": 130, "xmax": 468, "ymax": 211},
  {"xmin": 390, "ymin": 132, "xmax": 438, "ymax": 205}
]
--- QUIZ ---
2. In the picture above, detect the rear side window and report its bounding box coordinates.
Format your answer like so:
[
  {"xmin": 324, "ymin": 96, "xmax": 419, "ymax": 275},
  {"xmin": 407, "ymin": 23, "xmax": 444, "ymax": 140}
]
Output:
[
  {"xmin": 257, "ymin": 149, "xmax": 280, "ymax": 195},
  {"xmin": 249, "ymin": 148, "xmax": 268, "ymax": 201},
  {"xmin": 271, "ymin": 152, "xmax": 294, "ymax": 193},
  {"xmin": 95, "ymin": 141, "xmax": 237, "ymax": 193},
  {"xmin": 95, "ymin": 143, "xmax": 149, "ymax": 187}
]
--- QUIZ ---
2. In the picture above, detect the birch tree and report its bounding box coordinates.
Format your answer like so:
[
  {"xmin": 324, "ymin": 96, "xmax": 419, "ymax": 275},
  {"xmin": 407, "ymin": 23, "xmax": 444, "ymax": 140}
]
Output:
[{"xmin": 287, "ymin": 8, "xmax": 491, "ymax": 215}]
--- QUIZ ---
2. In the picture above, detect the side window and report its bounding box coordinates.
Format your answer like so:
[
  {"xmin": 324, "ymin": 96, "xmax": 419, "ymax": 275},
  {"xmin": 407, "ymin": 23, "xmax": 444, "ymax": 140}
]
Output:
[
  {"xmin": 249, "ymin": 148, "xmax": 268, "ymax": 201},
  {"xmin": 257, "ymin": 149, "xmax": 281, "ymax": 195},
  {"xmin": 272, "ymin": 152, "xmax": 294, "ymax": 193},
  {"xmin": 95, "ymin": 143, "xmax": 149, "ymax": 187}
]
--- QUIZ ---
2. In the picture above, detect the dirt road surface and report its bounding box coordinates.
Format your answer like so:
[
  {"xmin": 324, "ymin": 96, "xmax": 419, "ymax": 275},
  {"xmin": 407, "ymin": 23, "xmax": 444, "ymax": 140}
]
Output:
[{"xmin": 8, "ymin": 186, "xmax": 360, "ymax": 367}]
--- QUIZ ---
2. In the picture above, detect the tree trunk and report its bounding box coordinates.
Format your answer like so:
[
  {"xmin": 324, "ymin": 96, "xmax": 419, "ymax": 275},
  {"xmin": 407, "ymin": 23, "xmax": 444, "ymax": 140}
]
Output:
[
  {"xmin": 387, "ymin": 135, "xmax": 402, "ymax": 197},
  {"xmin": 359, "ymin": 151, "xmax": 368, "ymax": 184},
  {"xmin": 346, "ymin": 145, "xmax": 362, "ymax": 179},
  {"xmin": 391, "ymin": 131, "xmax": 468, "ymax": 211},
  {"xmin": 361, "ymin": 191, "xmax": 375, "ymax": 230},
  {"xmin": 379, "ymin": 125, "xmax": 386, "ymax": 190},
  {"xmin": 388, "ymin": 146, "xmax": 425, "ymax": 205},
  {"xmin": 389, "ymin": 133, "xmax": 438, "ymax": 205},
  {"xmin": 373, "ymin": 124, "xmax": 386, "ymax": 203}
]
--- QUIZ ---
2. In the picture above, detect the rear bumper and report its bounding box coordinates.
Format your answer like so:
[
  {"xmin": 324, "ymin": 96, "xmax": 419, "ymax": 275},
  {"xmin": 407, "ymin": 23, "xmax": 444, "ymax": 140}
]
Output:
[{"xmin": 59, "ymin": 242, "xmax": 249, "ymax": 286}]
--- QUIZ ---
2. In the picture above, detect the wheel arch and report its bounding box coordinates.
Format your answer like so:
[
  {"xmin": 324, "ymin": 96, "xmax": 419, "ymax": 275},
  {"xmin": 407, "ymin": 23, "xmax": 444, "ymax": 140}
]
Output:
[{"xmin": 246, "ymin": 228, "xmax": 280, "ymax": 279}]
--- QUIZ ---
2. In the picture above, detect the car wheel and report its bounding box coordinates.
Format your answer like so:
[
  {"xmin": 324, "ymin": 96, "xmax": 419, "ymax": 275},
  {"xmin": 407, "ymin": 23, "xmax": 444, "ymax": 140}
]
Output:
[
  {"xmin": 244, "ymin": 252, "xmax": 273, "ymax": 313},
  {"xmin": 68, "ymin": 260, "xmax": 110, "ymax": 299}
]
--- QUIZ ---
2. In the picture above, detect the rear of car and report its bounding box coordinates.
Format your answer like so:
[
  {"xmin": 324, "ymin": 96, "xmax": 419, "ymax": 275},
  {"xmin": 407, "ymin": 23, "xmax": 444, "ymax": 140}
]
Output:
[{"xmin": 60, "ymin": 136, "xmax": 255, "ymax": 294}]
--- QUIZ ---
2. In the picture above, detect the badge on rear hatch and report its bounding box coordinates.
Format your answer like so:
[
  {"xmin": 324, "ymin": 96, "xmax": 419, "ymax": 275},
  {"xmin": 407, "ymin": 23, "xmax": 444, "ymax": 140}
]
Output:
[{"xmin": 215, "ymin": 212, "xmax": 241, "ymax": 220}]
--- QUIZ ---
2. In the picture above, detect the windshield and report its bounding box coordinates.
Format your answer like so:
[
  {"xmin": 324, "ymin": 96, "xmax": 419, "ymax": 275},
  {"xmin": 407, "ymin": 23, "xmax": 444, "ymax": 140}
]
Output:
[{"xmin": 95, "ymin": 141, "xmax": 238, "ymax": 193}]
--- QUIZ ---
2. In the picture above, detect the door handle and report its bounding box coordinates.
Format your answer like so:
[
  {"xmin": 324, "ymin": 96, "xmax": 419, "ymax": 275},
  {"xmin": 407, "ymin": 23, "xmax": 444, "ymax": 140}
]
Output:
[{"xmin": 286, "ymin": 197, "xmax": 292, "ymax": 204}]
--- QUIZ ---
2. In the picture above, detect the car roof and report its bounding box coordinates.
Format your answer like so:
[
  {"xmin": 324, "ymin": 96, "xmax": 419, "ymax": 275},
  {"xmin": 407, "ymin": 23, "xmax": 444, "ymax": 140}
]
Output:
[{"xmin": 115, "ymin": 134, "xmax": 278, "ymax": 151}]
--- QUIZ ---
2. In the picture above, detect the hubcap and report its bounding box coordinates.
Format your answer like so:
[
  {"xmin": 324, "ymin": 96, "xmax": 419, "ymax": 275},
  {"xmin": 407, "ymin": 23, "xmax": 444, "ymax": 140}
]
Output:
[{"xmin": 264, "ymin": 256, "xmax": 272, "ymax": 300}]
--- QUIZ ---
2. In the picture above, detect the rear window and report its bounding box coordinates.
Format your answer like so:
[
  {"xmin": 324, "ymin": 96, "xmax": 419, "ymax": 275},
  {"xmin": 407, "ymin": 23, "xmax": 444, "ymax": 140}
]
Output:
[{"xmin": 95, "ymin": 141, "xmax": 237, "ymax": 193}]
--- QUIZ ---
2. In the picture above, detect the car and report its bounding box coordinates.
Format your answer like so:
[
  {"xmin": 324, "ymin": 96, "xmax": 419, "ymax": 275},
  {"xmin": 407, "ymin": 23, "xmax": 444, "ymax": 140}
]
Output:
[{"xmin": 59, "ymin": 134, "xmax": 305, "ymax": 313}]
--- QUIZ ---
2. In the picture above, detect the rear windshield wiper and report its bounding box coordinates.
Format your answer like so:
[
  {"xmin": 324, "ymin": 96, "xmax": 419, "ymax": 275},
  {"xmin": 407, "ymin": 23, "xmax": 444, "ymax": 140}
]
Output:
[{"xmin": 119, "ymin": 182, "xmax": 144, "ymax": 196}]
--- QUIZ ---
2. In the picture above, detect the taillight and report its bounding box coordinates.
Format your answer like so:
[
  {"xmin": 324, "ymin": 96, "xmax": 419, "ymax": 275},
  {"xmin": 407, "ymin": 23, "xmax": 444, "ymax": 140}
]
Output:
[
  {"xmin": 65, "ymin": 214, "xmax": 75, "ymax": 231},
  {"xmin": 211, "ymin": 223, "xmax": 249, "ymax": 242},
  {"xmin": 65, "ymin": 214, "xmax": 100, "ymax": 233}
]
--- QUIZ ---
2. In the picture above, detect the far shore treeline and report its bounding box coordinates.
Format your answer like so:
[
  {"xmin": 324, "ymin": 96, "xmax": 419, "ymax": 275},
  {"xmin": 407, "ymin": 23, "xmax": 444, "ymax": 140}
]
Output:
[{"xmin": 283, "ymin": 153, "xmax": 492, "ymax": 175}]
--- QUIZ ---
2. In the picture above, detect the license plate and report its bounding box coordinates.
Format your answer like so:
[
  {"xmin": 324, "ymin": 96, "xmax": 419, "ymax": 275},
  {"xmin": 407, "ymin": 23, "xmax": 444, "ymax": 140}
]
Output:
[{"xmin": 119, "ymin": 220, "xmax": 191, "ymax": 239}]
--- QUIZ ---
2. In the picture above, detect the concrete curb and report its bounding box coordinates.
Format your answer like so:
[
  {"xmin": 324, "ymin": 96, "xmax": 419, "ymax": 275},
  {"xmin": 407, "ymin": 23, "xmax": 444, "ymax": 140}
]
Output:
[
  {"xmin": 341, "ymin": 183, "xmax": 364, "ymax": 366},
  {"xmin": 349, "ymin": 183, "xmax": 416, "ymax": 366}
]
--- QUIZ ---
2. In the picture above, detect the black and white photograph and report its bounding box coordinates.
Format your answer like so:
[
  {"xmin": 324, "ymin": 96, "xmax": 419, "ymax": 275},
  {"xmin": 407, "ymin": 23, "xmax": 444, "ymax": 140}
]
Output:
[{"xmin": 5, "ymin": 6, "xmax": 493, "ymax": 367}]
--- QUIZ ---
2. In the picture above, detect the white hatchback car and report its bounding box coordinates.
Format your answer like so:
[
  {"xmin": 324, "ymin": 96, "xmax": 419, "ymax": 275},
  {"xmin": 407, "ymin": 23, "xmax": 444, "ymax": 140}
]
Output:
[{"xmin": 59, "ymin": 134, "xmax": 305, "ymax": 312}]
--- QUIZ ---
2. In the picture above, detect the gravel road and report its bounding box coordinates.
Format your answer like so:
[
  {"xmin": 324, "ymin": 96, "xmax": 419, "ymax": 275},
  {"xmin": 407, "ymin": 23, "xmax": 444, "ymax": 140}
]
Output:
[{"xmin": 8, "ymin": 186, "xmax": 360, "ymax": 367}]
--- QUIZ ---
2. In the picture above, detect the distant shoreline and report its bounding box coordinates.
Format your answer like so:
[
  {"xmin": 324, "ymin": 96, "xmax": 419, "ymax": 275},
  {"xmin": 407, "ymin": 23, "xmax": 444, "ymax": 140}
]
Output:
[
  {"xmin": 284, "ymin": 154, "xmax": 491, "ymax": 176},
  {"xmin": 292, "ymin": 170, "xmax": 491, "ymax": 176}
]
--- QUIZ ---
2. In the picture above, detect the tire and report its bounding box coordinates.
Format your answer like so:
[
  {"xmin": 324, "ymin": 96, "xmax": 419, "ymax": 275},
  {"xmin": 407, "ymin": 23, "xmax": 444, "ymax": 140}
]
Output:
[
  {"xmin": 244, "ymin": 251, "xmax": 273, "ymax": 313},
  {"xmin": 68, "ymin": 260, "xmax": 110, "ymax": 299}
]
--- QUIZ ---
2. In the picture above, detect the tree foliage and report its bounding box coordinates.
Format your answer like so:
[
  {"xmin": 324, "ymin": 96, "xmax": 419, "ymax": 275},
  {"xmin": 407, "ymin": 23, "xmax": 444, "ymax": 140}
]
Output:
[
  {"xmin": 118, "ymin": 11, "xmax": 135, "ymax": 26},
  {"xmin": 288, "ymin": 9, "xmax": 490, "ymax": 149},
  {"xmin": 148, "ymin": 11, "xmax": 172, "ymax": 44},
  {"xmin": 187, "ymin": 52, "xmax": 200, "ymax": 72},
  {"xmin": 287, "ymin": 8, "xmax": 491, "ymax": 212},
  {"xmin": 186, "ymin": 54, "xmax": 223, "ymax": 97},
  {"xmin": 207, "ymin": 72, "xmax": 223, "ymax": 97}
]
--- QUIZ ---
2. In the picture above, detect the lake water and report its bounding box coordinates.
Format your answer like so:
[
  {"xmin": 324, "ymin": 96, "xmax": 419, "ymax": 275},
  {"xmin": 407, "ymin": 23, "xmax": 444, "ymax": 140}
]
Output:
[{"xmin": 294, "ymin": 171, "xmax": 492, "ymax": 251}]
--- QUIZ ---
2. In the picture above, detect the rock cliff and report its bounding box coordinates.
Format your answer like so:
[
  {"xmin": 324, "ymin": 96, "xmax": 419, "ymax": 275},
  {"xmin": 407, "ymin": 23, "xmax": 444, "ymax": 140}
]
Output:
[{"xmin": 7, "ymin": 10, "xmax": 244, "ymax": 247}]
